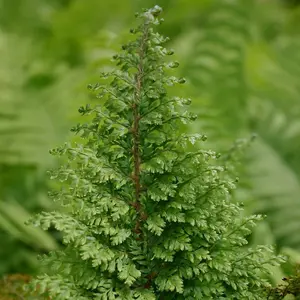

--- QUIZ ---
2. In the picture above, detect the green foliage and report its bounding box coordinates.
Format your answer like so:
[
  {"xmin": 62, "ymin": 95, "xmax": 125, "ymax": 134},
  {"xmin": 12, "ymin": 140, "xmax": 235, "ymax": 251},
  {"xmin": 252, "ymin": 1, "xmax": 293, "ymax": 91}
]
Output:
[
  {"xmin": 0, "ymin": 0, "xmax": 299, "ymax": 286},
  {"xmin": 0, "ymin": 0, "xmax": 138, "ymax": 275},
  {"xmin": 27, "ymin": 6, "xmax": 282, "ymax": 299},
  {"xmin": 174, "ymin": 0, "xmax": 300, "ymax": 254},
  {"xmin": 180, "ymin": 0, "xmax": 251, "ymax": 138},
  {"xmin": 0, "ymin": 2, "xmax": 119, "ymax": 274}
]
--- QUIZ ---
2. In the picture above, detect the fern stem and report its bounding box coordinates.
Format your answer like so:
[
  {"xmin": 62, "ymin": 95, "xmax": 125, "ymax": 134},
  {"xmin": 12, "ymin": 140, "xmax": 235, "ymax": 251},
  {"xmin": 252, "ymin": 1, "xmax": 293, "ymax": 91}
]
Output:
[{"xmin": 132, "ymin": 23, "xmax": 149, "ymax": 238}]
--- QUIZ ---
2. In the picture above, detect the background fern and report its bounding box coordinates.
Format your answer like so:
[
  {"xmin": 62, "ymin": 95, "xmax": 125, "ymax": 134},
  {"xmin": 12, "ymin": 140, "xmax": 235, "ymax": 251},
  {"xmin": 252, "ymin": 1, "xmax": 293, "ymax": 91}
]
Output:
[{"xmin": 172, "ymin": 0, "xmax": 300, "ymax": 256}]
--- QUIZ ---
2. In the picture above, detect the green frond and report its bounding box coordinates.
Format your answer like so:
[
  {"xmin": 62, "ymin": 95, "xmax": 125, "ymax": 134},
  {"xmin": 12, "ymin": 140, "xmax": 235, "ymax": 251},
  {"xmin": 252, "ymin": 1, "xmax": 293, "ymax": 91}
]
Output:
[
  {"xmin": 173, "ymin": 0, "xmax": 300, "ymax": 257},
  {"xmin": 25, "ymin": 6, "xmax": 283, "ymax": 299}
]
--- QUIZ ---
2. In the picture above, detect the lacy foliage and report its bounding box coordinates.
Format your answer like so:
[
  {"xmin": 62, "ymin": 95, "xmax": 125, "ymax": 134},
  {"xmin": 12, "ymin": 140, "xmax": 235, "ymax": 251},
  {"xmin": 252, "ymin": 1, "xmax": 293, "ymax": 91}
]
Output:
[{"xmin": 28, "ymin": 6, "xmax": 281, "ymax": 299}]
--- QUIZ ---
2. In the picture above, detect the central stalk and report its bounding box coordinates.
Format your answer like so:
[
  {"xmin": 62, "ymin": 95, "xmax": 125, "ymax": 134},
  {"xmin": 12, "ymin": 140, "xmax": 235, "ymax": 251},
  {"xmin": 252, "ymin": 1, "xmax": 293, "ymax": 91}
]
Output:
[{"xmin": 132, "ymin": 24, "xmax": 149, "ymax": 237}]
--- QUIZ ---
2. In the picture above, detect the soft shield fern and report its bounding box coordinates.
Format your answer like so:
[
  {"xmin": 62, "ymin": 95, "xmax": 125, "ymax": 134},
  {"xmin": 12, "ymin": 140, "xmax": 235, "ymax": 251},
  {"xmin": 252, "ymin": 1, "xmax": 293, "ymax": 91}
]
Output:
[{"xmin": 28, "ymin": 6, "xmax": 282, "ymax": 299}]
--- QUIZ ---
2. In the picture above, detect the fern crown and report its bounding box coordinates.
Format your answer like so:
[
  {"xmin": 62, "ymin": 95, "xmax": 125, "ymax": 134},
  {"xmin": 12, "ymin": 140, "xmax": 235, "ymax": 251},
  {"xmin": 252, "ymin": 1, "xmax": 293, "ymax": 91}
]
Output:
[{"xmin": 28, "ymin": 6, "xmax": 281, "ymax": 299}]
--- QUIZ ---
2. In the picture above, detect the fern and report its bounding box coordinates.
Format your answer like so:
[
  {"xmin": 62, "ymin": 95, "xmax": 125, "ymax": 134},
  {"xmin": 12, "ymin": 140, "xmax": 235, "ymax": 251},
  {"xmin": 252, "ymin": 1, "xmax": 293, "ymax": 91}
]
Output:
[
  {"xmin": 179, "ymin": 0, "xmax": 252, "ymax": 140},
  {"xmin": 0, "ymin": 2, "xmax": 133, "ymax": 275},
  {"xmin": 246, "ymin": 2, "xmax": 300, "ymax": 252},
  {"xmin": 176, "ymin": 0, "xmax": 300, "ymax": 254},
  {"xmin": 27, "ymin": 6, "xmax": 282, "ymax": 299}
]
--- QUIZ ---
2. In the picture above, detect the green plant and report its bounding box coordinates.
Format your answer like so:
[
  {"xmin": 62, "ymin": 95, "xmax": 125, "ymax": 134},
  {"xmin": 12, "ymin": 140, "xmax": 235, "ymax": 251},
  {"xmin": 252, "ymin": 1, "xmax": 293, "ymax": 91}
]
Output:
[
  {"xmin": 174, "ymin": 0, "xmax": 300, "ymax": 256},
  {"xmin": 0, "ymin": 5, "xmax": 122, "ymax": 275},
  {"xmin": 28, "ymin": 6, "xmax": 282, "ymax": 299}
]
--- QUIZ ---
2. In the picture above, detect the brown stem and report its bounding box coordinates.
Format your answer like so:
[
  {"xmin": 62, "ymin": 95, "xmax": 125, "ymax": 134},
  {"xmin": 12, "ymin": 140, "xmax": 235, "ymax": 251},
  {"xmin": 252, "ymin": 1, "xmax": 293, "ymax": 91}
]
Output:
[
  {"xmin": 130, "ymin": 22, "xmax": 163, "ymax": 292},
  {"xmin": 131, "ymin": 24, "xmax": 149, "ymax": 238},
  {"xmin": 143, "ymin": 272, "xmax": 158, "ymax": 289}
]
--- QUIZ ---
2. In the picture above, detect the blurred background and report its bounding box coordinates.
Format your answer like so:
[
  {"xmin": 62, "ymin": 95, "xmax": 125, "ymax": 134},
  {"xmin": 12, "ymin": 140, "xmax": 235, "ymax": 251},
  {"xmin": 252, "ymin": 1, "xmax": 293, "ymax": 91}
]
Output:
[{"xmin": 1, "ymin": 0, "xmax": 300, "ymax": 293}]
